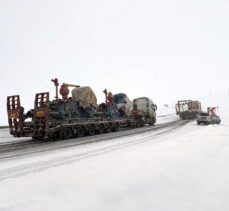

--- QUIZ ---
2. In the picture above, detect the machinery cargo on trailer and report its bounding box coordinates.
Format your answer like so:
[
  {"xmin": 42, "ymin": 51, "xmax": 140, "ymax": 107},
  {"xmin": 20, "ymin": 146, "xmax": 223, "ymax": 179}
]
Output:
[{"xmin": 6, "ymin": 79, "xmax": 147, "ymax": 140}]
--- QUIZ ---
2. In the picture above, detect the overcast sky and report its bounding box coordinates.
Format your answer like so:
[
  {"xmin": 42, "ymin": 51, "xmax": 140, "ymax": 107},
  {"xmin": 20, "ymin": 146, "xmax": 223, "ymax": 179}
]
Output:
[{"xmin": 0, "ymin": 0, "xmax": 229, "ymax": 125}]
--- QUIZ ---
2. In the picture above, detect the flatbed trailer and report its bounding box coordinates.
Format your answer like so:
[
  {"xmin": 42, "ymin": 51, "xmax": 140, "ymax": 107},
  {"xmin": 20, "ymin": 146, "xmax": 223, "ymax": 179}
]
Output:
[{"xmin": 7, "ymin": 93, "xmax": 145, "ymax": 140}]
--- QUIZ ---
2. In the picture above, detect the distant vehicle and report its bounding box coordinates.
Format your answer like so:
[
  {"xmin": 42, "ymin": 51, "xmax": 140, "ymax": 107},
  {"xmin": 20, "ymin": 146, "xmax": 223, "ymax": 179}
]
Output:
[
  {"xmin": 176, "ymin": 100, "xmax": 201, "ymax": 120},
  {"xmin": 133, "ymin": 97, "xmax": 157, "ymax": 125},
  {"xmin": 197, "ymin": 112, "xmax": 221, "ymax": 125}
]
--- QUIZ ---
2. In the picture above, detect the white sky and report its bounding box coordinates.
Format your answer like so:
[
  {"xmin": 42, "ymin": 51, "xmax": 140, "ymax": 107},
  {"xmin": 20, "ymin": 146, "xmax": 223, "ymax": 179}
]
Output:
[{"xmin": 0, "ymin": 0, "xmax": 229, "ymax": 125}]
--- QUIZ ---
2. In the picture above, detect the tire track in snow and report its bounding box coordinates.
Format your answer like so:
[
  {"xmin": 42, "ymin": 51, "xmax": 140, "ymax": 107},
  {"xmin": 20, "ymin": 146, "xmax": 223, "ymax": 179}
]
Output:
[
  {"xmin": 0, "ymin": 120, "xmax": 189, "ymax": 181},
  {"xmin": 0, "ymin": 120, "xmax": 181, "ymax": 161}
]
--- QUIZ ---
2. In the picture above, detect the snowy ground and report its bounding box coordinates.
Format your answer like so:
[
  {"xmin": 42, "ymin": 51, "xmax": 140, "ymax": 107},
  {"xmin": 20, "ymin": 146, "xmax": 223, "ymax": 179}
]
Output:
[
  {"xmin": 0, "ymin": 99, "xmax": 228, "ymax": 211},
  {"xmin": 0, "ymin": 127, "xmax": 31, "ymax": 144}
]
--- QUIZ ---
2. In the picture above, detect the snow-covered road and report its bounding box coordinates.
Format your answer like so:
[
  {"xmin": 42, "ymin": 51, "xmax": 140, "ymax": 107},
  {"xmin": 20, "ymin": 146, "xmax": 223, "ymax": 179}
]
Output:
[
  {"xmin": 0, "ymin": 120, "xmax": 187, "ymax": 181},
  {"xmin": 0, "ymin": 112, "xmax": 177, "ymax": 144},
  {"xmin": 0, "ymin": 108, "xmax": 229, "ymax": 211}
]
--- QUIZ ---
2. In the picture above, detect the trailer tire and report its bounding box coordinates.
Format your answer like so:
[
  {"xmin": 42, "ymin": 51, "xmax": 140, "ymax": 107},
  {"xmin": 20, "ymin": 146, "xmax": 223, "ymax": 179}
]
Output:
[
  {"xmin": 136, "ymin": 121, "xmax": 141, "ymax": 128},
  {"xmin": 60, "ymin": 128, "xmax": 73, "ymax": 139},
  {"xmin": 112, "ymin": 123, "xmax": 120, "ymax": 132},
  {"xmin": 88, "ymin": 124, "xmax": 96, "ymax": 136},
  {"xmin": 96, "ymin": 124, "xmax": 104, "ymax": 134},
  {"xmin": 77, "ymin": 126, "xmax": 85, "ymax": 138},
  {"xmin": 105, "ymin": 123, "xmax": 112, "ymax": 133},
  {"xmin": 140, "ymin": 121, "xmax": 145, "ymax": 127}
]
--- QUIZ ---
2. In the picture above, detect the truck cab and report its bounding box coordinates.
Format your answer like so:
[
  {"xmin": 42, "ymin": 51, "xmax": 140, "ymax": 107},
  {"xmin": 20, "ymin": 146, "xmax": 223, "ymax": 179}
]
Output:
[{"xmin": 133, "ymin": 97, "xmax": 157, "ymax": 125}]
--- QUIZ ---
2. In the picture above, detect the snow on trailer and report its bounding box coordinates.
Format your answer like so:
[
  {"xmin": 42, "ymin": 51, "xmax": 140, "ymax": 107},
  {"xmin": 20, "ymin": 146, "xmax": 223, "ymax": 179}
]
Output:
[{"xmin": 6, "ymin": 79, "xmax": 152, "ymax": 141}]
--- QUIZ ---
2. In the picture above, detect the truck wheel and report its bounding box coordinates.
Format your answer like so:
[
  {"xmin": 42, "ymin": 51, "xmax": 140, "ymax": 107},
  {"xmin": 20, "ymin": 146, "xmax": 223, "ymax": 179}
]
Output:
[
  {"xmin": 197, "ymin": 121, "xmax": 200, "ymax": 125},
  {"xmin": 60, "ymin": 128, "xmax": 73, "ymax": 139},
  {"xmin": 105, "ymin": 123, "xmax": 112, "ymax": 133},
  {"xmin": 88, "ymin": 124, "xmax": 96, "ymax": 136},
  {"xmin": 77, "ymin": 126, "xmax": 85, "ymax": 138},
  {"xmin": 149, "ymin": 120, "xmax": 153, "ymax": 126},
  {"xmin": 149, "ymin": 117, "xmax": 155, "ymax": 126},
  {"xmin": 112, "ymin": 123, "xmax": 120, "ymax": 132},
  {"xmin": 96, "ymin": 124, "xmax": 104, "ymax": 134},
  {"xmin": 136, "ymin": 121, "xmax": 141, "ymax": 128},
  {"xmin": 140, "ymin": 121, "xmax": 145, "ymax": 127}
]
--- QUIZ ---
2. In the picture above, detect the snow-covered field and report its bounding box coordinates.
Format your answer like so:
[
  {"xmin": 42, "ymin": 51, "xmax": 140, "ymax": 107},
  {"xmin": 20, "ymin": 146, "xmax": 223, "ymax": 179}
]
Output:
[{"xmin": 0, "ymin": 97, "xmax": 228, "ymax": 211}]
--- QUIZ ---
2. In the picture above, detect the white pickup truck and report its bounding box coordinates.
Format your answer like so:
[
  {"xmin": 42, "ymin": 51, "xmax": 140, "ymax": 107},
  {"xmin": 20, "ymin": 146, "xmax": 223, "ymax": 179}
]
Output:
[{"xmin": 197, "ymin": 112, "xmax": 221, "ymax": 125}]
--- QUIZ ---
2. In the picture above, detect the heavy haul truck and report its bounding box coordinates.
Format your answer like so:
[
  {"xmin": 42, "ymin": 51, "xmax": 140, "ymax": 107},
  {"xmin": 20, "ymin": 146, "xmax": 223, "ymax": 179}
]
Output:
[{"xmin": 7, "ymin": 79, "xmax": 154, "ymax": 140}]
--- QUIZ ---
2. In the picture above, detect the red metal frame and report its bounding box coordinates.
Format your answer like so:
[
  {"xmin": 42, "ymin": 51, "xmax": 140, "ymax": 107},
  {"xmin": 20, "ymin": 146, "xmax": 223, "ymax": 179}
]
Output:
[
  {"xmin": 34, "ymin": 92, "xmax": 50, "ymax": 139},
  {"xmin": 7, "ymin": 95, "xmax": 24, "ymax": 137}
]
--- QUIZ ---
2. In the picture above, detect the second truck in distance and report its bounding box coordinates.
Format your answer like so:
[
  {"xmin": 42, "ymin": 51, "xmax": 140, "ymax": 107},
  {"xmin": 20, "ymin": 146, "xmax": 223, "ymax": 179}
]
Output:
[{"xmin": 176, "ymin": 100, "xmax": 201, "ymax": 120}]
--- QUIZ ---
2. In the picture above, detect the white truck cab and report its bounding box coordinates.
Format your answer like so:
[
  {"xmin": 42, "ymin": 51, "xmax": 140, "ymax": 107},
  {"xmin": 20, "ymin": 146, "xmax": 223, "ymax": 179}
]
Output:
[{"xmin": 133, "ymin": 97, "xmax": 157, "ymax": 125}]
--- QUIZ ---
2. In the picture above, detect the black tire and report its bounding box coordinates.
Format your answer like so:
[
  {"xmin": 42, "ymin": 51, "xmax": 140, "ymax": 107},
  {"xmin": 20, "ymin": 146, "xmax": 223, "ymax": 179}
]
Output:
[
  {"xmin": 149, "ymin": 120, "xmax": 153, "ymax": 126},
  {"xmin": 149, "ymin": 117, "xmax": 156, "ymax": 126},
  {"xmin": 49, "ymin": 131, "xmax": 60, "ymax": 140},
  {"xmin": 77, "ymin": 126, "xmax": 85, "ymax": 138},
  {"xmin": 140, "ymin": 120, "xmax": 145, "ymax": 127},
  {"xmin": 136, "ymin": 121, "xmax": 141, "ymax": 128},
  {"xmin": 112, "ymin": 123, "xmax": 120, "ymax": 132},
  {"xmin": 96, "ymin": 124, "xmax": 104, "ymax": 134},
  {"xmin": 88, "ymin": 124, "xmax": 96, "ymax": 136},
  {"xmin": 105, "ymin": 123, "xmax": 112, "ymax": 133},
  {"xmin": 60, "ymin": 128, "xmax": 73, "ymax": 140},
  {"xmin": 197, "ymin": 121, "xmax": 200, "ymax": 125}
]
